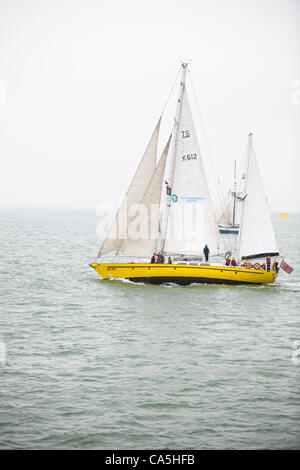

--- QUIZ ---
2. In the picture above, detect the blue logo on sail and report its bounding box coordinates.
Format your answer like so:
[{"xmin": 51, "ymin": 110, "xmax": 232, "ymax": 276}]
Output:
[{"xmin": 180, "ymin": 196, "xmax": 205, "ymax": 203}]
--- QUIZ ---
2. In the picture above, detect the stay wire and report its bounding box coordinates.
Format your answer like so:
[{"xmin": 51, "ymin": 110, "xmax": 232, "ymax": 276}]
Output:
[{"xmin": 187, "ymin": 69, "xmax": 225, "ymax": 208}]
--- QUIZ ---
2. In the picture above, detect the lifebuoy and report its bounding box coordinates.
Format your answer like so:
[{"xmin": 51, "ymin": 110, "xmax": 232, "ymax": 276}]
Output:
[{"xmin": 254, "ymin": 262, "xmax": 260, "ymax": 270}]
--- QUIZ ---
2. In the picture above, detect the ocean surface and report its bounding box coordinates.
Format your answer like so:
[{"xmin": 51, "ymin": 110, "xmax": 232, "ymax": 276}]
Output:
[{"xmin": 0, "ymin": 209, "xmax": 299, "ymax": 450}]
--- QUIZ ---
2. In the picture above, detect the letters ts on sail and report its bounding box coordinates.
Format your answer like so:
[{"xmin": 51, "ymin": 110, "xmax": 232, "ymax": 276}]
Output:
[{"xmin": 280, "ymin": 260, "xmax": 294, "ymax": 274}]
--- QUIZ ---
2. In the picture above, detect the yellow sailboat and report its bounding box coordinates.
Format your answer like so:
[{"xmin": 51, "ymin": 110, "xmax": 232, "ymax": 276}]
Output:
[
  {"xmin": 91, "ymin": 262, "xmax": 277, "ymax": 285},
  {"xmin": 91, "ymin": 63, "xmax": 280, "ymax": 285}
]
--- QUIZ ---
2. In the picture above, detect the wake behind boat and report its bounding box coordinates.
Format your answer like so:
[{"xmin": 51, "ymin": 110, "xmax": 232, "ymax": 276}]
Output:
[{"xmin": 91, "ymin": 63, "xmax": 289, "ymax": 285}]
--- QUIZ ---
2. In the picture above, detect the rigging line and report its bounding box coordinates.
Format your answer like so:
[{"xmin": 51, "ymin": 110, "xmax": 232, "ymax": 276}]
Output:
[
  {"xmin": 187, "ymin": 69, "xmax": 225, "ymax": 209},
  {"xmin": 186, "ymin": 71, "xmax": 225, "ymax": 254},
  {"xmin": 160, "ymin": 67, "xmax": 182, "ymax": 117}
]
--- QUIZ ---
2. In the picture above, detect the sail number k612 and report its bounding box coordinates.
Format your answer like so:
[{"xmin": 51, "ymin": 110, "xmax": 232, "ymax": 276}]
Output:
[{"xmin": 182, "ymin": 153, "xmax": 197, "ymax": 161}]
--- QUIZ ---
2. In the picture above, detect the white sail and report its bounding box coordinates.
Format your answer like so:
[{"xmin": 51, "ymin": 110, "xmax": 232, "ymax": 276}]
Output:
[
  {"xmin": 218, "ymin": 161, "xmax": 243, "ymax": 227},
  {"xmin": 219, "ymin": 192, "xmax": 243, "ymax": 226},
  {"xmin": 117, "ymin": 136, "xmax": 171, "ymax": 257},
  {"xmin": 234, "ymin": 196, "xmax": 243, "ymax": 226},
  {"xmin": 237, "ymin": 134, "xmax": 279, "ymax": 260},
  {"xmin": 98, "ymin": 118, "xmax": 161, "ymax": 256},
  {"xmin": 218, "ymin": 190, "xmax": 231, "ymax": 224},
  {"xmin": 162, "ymin": 87, "xmax": 223, "ymax": 256}
]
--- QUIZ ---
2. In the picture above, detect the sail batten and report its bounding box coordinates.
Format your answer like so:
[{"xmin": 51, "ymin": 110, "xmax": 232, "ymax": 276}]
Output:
[{"xmin": 98, "ymin": 118, "xmax": 161, "ymax": 256}]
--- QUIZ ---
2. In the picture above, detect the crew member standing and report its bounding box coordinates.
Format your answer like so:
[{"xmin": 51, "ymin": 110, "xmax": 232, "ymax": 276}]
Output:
[
  {"xmin": 266, "ymin": 256, "xmax": 271, "ymax": 271},
  {"xmin": 203, "ymin": 245, "xmax": 210, "ymax": 262},
  {"xmin": 151, "ymin": 253, "xmax": 156, "ymax": 264},
  {"xmin": 157, "ymin": 253, "xmax": 165, "ymax": 264}
]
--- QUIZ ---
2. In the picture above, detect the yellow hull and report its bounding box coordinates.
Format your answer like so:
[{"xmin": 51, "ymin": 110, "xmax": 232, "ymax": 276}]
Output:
[{"xmin": 90, "ymin": 263, "xmax": 277, "ymax": 285}]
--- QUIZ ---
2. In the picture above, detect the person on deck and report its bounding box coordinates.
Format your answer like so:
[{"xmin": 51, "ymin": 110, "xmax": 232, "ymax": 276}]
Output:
[
  {"xmin": 225, "ymin": 256, "xmax": 231, "ymax": 266},
  {"xmin": 168, "ymin": 257, "xmax": 172, "ymax": 264},
  {"xmin": 266, "ymin": 256, "xmax": 271, "ymax": 271},
  {"xmin": 151, "ymin": 254, "xmax": 156, "ymax": 264},
  {"xmin": 272, "ymin": 261, "xmax": 279, "ymax": 273},
  {"xmin": 231, "ymin": 258, "xmax": 237, "ymax": 267},
  {"xmin": 203, "ymin": 245, "xmax": 210, "ymax": 262},
  {"xmin": 157, "ymin": 253, "xmax": 165, "ymax": 264}
]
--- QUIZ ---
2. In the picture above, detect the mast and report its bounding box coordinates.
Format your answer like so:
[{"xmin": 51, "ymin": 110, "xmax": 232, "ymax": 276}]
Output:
[
  {"xmin": 159, "ymin": 63, "xmax": 188, "ymax": 253},
  {"xmin": 237, "ymin": 133, "xmax": 251, "ymax": 260},
  {"xmin": 232, "ymin": 160, "xmax": 237, "ymax": 226}
]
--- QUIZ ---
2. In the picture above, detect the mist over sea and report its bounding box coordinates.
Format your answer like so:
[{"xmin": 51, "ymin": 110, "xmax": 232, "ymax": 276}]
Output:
[{"xmin": 0, "ymin": 209, "xmax": 299, "ymax": 449}]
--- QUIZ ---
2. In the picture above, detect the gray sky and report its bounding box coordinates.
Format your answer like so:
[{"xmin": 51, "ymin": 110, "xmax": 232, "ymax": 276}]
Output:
[{"xmin": 0, "ymin": 0, "xmax": 299, "ymax": 211}]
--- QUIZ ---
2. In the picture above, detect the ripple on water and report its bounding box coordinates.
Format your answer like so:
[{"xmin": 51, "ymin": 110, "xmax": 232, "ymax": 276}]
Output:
[{"xmin": 1, "ymin": 210, "xmax": 300, "ymax": 449}]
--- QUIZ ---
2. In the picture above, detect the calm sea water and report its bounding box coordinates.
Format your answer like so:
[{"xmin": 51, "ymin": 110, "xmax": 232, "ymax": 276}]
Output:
[{"xmin": 0, "ymin": 209, "xmax": 299, "ymax": 449}]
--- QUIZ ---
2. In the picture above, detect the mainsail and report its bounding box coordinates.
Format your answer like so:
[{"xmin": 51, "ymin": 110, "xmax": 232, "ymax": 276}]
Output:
[
  {"xmin": 237, "ymin": 133, "xmax": 279, "ymax": 260},
  {"xmin": 117, "ymin": 136, "xmax": 172, "ymax": 257},
  {"xmin": 161, "ymin": 76, "xmax": 223, "ymax": 256},
  {"xmin": 98, "ymin": 118, "xmax": 161, "ymax": 256}
]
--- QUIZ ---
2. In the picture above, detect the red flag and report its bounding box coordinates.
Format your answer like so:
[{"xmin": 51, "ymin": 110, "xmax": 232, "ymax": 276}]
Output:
[{"xmin": 280, "ymin": 260, "xmax": 294, "ymax": 274}]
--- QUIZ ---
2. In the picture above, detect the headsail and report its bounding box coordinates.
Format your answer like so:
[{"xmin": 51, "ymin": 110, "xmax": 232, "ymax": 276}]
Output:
[
  {"xmin": 98, "ymin": 118, "xmax": 161, "ymax": 256},
  {"xmin": 161, "ymin": 81, "xmax": 223, "ymax": 256},
  {"xmin": 237, "ymin": 133, "xmax": 279, "ymax": 260},
  {"xmin": 117, "ymin": 136, "xmax": 172, "ymax": 257}
]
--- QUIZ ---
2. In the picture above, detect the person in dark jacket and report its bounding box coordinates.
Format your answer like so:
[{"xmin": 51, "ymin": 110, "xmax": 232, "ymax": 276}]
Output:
[
  {"xmin": 157, "ymin": 253, "xmax": 165, "ymax": 264},
  {"xmin": 203, "ymin": 245, "xmax": 210, "ymax": 262},
  {"xmin": 151, "ymin": 254, "xmax": 156, "ymax": 264}
]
